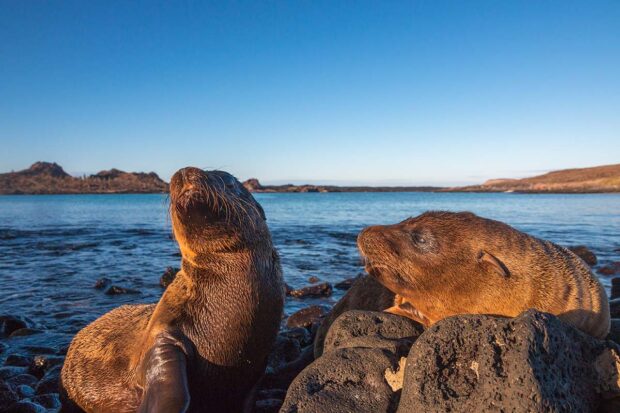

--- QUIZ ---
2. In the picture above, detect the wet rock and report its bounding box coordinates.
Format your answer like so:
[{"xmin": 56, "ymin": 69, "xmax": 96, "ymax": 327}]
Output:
[
  {"xmin": 9, "ymin": 328, "xmax": 43, "ymax": 338},
  {"xmin": 568, "ymin": 245, "xmax": 598, "ymax": 266},
  {"xmin": 28, "ymin": 355, "xmax": 64, "ymax": 379},
  {"xmin": 315, "ymin": 275, "xmax": 395, "ymax": 357},
  {"xmin": 3, "ymin": 400, "xmax": 47, "ymax": 413},
  {"xmin": 6, "ymin": 373, "xmax": 38, "ymax": 389},
  {"xmin": 31, "ymin": 393, "xmax": 61, "ymax": 409},
  {"xmin": 307, "ymin": 276, "xmax": 320, "ymax": 284},
  {"xmin": 334, "ymin": 275, "xmax": 361, "ymax": 290},
  {"xmin": 323, "ymin": 311, "xmax": 424, "ymax": 357},
  {"xmin": 280, "ymin": 327, "xmax": 312, "ymax": 347},
  {"xmin": 260, "ymin": 346, "xmax": 315, "ymax": 391},
  {"xmin": 281, "ymin": 347, "xmax": 400, "ymax": 413},
  {"xmin": 266, "ymin": 335, "xmax": 302, "ymax": 371},
  {"xmin": 14, "ymin": 384, "xmax": 35, "ymax": 398},
  {"xmin": 608, "ymin": 319, "xmax": 620, "ymax": 345},
  {"xmin": 599, "ymin": 262, "xmax": 620, "ymax": 276},
  {"xmin": 93, "ymin": 277, "xmax": 111, "ymax": 289},
  {"xmin": 397, "ymin": 310, "xmax": 620, "ymax": 413},
  {"xmin": 160, "ymin": 266, "xmax": 179, "ymax": 289},
  {"xmin": 35, "ymin": 365, "xmax": 61, "ymax": 395},
  {"xmin": 611, "ymin": 298, "xmax": 620, "ymax": 318},
  {"xmin": 0, "ymin": 315, "xmax": 32, "ymax": 338},
  {"xmin": 286, "ymin": 306, "xmax": 330, "ymax": 329},
  {"xmin": 257, "ymin": 389, "xmax": 287, "ymax": 400},
  {"xmin": 612, "ymin": 277, "xmax": 620, "ymax": 300},
  {"xmin": 254, "ymin": 398, "xmax": 283, "ymax": 413},
  {"xmin": 104, "ymin": 285, "xmax": 140, "ymax": 295},
  {"xmin": 4, "ymin": 354, "xmax": 32, "ymax": 367},
  {"xmin": 0, "ymin": 366, "xmax": 27, "ymax": 380},
  {"xmin": 0, "ymin": 381, "xmax": 18, "ymax": 408},
  {"xmin": 288, "ymin": 282, "xmax": 332, "ymax": 298}
]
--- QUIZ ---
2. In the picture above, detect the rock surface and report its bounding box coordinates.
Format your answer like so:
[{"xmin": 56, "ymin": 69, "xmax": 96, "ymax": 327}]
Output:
[
  {"xmin": 397, "ymin": 309, "xmax": 620, "ymax": 413},
  {"xmin": 323, "ymin": 310, "xmax": 424, "ymax": 357},
  {"xmin": 567, "ymin": 245, "xmax": 598, "ymax": 266},
  {"xmin": 314, "ymin": 275, "xmax": 395, "ymax": 357},
  {"xmin": 280, "ymin": 347, "xmax": 400, "ymax": 413},
  {"xmin": 287, "ymin": 282, "xmax": 333, "ymax": 298},
  {"xmin": 286, "ymin": 306, "xmax": 330, "ymax": 330}
]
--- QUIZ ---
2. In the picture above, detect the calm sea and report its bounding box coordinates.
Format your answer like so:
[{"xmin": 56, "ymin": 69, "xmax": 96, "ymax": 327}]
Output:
[{"xmin": 1, "ymin": 193, "xmax": 619, "ymax": 337}]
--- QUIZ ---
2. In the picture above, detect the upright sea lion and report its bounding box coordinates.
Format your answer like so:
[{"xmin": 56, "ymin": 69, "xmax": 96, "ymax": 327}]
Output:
[
  {"xmin": 60, "ymin": 168, "xmax": 284, "ymax": 413},
  {"xmin": 358, "ymin": 211, "xmax": 610, "ymax": 338}
]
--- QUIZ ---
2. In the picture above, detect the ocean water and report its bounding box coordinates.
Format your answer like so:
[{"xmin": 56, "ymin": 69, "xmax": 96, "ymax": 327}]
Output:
[{"xmin": 1, "ymin": 192, "xmax": 619, "ymax": 338}]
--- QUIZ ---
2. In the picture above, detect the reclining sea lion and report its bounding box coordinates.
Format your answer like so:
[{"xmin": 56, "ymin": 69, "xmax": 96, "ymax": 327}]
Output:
[{"xmin": 358, "ymin": 211, "xmax": 610, "ymax": 338}]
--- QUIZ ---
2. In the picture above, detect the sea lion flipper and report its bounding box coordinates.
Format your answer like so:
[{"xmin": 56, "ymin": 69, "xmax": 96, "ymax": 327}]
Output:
[{"xmin": 138, "ymin": 330, "xmax": 193, "ymax": 413}]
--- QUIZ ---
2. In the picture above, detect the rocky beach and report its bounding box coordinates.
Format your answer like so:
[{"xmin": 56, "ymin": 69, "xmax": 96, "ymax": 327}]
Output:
[{"xmin": 2, "ymin": 243, "xmax": 620, "ymax": 412}]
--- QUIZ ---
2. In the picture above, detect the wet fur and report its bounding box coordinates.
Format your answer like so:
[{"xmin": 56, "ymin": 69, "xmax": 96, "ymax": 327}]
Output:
[
  {"xmin": 61, "ymin": 168, "xmax": 284, "ymax": 412},
  {"xmin": 358, "ymin": 211, "xmax": 610, "ymax": 338}
]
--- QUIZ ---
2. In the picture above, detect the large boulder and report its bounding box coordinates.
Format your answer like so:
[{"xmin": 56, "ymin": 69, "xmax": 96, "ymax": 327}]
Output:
[
  {"xmin": 280, "ymin": 347, "xmax": 401, "ymax": 413},
  {"xmin": 397, "ymin": 309, "xmax": 620, "ymax": 413},
  {"xmin": 314, "ymin": 275, "xmax": 395, "ymax": 357},
  {"xmin": 567, "ymin": 245, "xmax": 598, "ymax": 266},
  {"xmin": 323, "ymin": 310, "xmax": 424, "ymax": 357}
]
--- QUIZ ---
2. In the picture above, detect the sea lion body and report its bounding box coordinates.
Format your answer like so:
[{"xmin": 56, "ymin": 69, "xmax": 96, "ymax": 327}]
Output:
[
  {"xmin": 61, "ymin": 168, "xmax": 284, "ymax": 413},
  {"xmin": 358, "ymin": 211, "xmax": 610, "ymax": 338}
]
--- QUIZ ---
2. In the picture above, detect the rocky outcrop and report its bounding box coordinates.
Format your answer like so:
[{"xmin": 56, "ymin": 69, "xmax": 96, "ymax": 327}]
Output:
[
  {"xmin": 397, "ymin": 310, "xmax": 620, "ymax": 413},
  {"xmin": 0, "ymin": 162, "xmax": 168, "ymax": 194},
  {"xmin": 314, "ymin": 275, "xmax": 395, "ymax": 357}
]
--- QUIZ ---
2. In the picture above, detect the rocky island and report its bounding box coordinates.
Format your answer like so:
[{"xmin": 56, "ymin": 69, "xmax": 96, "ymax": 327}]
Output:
[
  {"xmin": 2, "ymin": 162, "xmax": 619, "ymax": 195},
  {"xmin": 0, "ymin": 162, "xmax": 168, "ymax": 194}
]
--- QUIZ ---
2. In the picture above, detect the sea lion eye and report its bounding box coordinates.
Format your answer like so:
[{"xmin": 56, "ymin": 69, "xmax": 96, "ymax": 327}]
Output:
[{"xmin": 411, "ymin": 232, "xmax": 426, "ymax": 244}]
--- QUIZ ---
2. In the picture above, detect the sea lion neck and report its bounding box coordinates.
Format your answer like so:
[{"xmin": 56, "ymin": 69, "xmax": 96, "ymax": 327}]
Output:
[{"xmin": 180, "ymin": 254, "xmax": 253, "ymax": 279}]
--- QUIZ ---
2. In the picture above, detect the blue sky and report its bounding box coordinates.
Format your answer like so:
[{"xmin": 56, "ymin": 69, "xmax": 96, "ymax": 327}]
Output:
[{"xmin": 1, "ymin": 1, "xmax": 619, "ymax": 185}]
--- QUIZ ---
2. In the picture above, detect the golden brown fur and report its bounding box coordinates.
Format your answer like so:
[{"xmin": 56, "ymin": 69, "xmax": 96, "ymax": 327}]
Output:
[
  {"xmin": 358, "ymin": 211, "xmax": 610, "ymax": 338},
  {"xmin": 61, "ymin": 168, "xmax": 285, "ymax": 413}
]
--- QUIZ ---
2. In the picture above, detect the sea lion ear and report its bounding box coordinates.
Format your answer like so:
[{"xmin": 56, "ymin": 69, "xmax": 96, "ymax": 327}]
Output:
[{"xmin": 478, "ymin": 250, "xmax": 510, "ymax": 278}]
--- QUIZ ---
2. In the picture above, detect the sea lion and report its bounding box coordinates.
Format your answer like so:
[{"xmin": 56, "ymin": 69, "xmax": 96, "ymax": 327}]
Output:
[
  {"xmin": 60, "ymin": 167, "xmax": 285, "ymax": 413},
  {"xmin": 357, "ymin": 211, "xmax": 610, "ymax": 338}
]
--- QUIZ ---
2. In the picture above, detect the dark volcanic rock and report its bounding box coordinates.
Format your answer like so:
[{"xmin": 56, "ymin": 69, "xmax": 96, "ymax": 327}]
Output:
[
  {"xmin": 266, "ymin": 335, "xmax": 302, "ymax": 372},
  {"xmin": 3, "ymin": 400, "xmax": 47, "ymax": 413},
  {"xmin": 9, "ymin": 328, "xmax": 43, "ymax": 338},
  {"xmin": 31, "ymin": 393, "xmax": 61, "ymax": 409},
  {"xmin": 567, "ymin": 245, "xmax": 598, "ymax": 266},
  {"xmin": 160, "ymin": 267, "xmax": 179, "ymax": 288},
  {"xmin": 599, "ymin": 262, "xmax": 620, "ymax": 276},
  {"xmin": 34, "ymin": 365, "xmax": 61, "ymax": 395},
  {"xmin": 280, "ymin": 347, "xmax": 400, "ymax": 413},
  {"xmin": 611, "ymin": 298, "xmax": 620, "ymax": 318},
  {"xmin": 4, "ymin": 354, "xmax": 32, "ymax": 367},
  {"xmin": 260, "ymin": 346, "xmax": 315, "ymax": 392},
  {"xmin": 0, "ymin": 380, "xmax": 18, "ymax": 408},
  {"xmin": 286, "ymin": 306, "xmax": 330, "ymax": 330},
  {"xmin": 307, "ymin": 276, "xmax": 320, "ymax": 284},
  {"xmin": 254, "ymin": 398, "xmax": 283, "ymax": 413},
  {"xmin": 28, "ymin": 355, "xmax": 64, "ymax": 379},
  {"xmin": 104, "ymin": 285, "xmax": 140, "ymax": 295},
  {"xmin": 0, "ymin": 316, "xmax": 32, "ymax": 338},
  {"xmin": 612, "ymin": 277, "xmax": 620, "ymax": 300},
  {"xmin": 93, "ymin": 277, "xmax": 111, "ymax": 289},
  {"xmin": 323, "ymin": 311, "xmax": 424, "ymax": 357},
  {"xmin": 288, "ymin": 282, "xmax": 332, "ymax": 298},
  {"xmin": 397, "ymin": 310, "xmax": 620, "ymax": 413},
  {"xmin": 334, "ymin": 275, "xmax": 361, "ymax": 290},
  {"xmin": 314, "ymin": 275, "xmax": 395, "ymax": 357},
  {"xmin": 609, "ymin": 319, "xmax": 620, "ymax": 345}
]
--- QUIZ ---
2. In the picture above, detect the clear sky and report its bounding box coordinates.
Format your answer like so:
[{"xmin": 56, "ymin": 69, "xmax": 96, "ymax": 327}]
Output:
[{"xmin": 1, "ymin": 1, "xmax": 619, "ymax": 185}]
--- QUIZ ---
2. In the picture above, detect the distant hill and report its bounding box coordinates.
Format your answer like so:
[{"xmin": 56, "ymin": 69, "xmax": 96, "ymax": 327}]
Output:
[
  {"xmin": 242, "ymin": 178, "xmax": 440, "ymax": 193},
  {"xmin": 447, "ymin": 164, "xmax": 620, "ymax": 193},
  {"xmin": 0, "ymin": 162, "xmax": 169, "ymax": 194}
]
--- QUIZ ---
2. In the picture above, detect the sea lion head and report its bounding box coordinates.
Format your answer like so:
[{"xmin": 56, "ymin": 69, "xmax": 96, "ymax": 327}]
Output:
[
  {"xmin": 357, "ymin": 211, "xmax": 512, "ymax": 298},
  {"xmin": 169, "ymin": 167, "xmax": 270, "ymax": 266}
]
